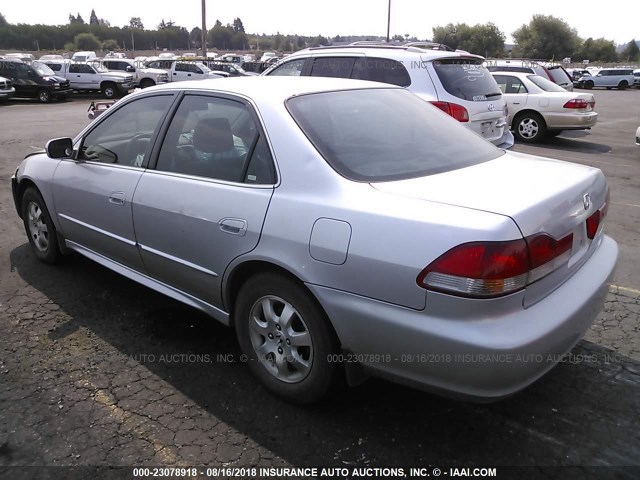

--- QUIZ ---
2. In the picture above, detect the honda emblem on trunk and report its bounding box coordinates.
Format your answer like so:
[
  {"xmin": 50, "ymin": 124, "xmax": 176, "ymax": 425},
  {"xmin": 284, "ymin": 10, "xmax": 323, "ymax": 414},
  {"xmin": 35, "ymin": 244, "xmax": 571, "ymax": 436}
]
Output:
[{"xmin": 583, "ymin": 194, "xmax": 591, "ymax": 210}]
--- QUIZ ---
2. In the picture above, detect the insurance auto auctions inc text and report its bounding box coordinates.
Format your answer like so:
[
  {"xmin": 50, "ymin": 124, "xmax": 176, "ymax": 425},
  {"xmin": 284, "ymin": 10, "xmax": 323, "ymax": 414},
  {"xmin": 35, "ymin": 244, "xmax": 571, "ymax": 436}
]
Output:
[{"xmin": 254, "ymin": 466, "xmax": 497, "ymax": 478}]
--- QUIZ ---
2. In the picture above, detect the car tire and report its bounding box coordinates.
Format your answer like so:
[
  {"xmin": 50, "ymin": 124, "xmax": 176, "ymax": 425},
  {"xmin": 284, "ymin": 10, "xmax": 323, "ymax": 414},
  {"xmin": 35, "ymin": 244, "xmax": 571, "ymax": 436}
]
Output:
[
  {"xmin": 618, "ymin": 81, "xmax": 628, "ymax": 90},
  {"xmin": 584, "ymin": 80, "xmax": 594, "ymax": 90},
  {"xmin": 513, "ymin": 112, "xmax": 546, "ymax": 143},
  {"xmin": 235, "ymin": 272, "xmax": 341, "ymax": 404},
  {"xmin": 102, "ymin": 82, "xmax": 117, "ymax": 98},
  {"xmin": 139, "ymin": 79, "xmax": 155, "ymax": 88},
  {"xmin": 37, "ymin": 89, "xmax": 51, "ymax": 103},
  {"xmin": 21, "ymin": 187, "xmax": 61, "ymax": 264}
]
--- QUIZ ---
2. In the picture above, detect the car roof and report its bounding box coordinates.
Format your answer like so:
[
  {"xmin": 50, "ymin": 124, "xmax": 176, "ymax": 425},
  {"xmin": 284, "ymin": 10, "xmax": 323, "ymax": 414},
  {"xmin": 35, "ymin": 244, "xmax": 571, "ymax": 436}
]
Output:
[
  {"xmin": 284, "ymin": 45, "xmax": 483, "ymax": 61},
  {"xmin": 147, "ymin": 76, "xmax": 399, "ymax": 100}
]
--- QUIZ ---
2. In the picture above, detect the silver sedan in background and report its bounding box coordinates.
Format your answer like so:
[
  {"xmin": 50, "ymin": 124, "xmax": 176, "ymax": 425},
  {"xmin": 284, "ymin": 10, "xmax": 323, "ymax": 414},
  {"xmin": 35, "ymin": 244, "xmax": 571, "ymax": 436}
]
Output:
[
  {"xmin": 12, "ymin": 77, "xmax": 618, "ymax": 404},
  {"xmin": 492, "ymin": 72, "xmax": 598, "ymax": 143}
]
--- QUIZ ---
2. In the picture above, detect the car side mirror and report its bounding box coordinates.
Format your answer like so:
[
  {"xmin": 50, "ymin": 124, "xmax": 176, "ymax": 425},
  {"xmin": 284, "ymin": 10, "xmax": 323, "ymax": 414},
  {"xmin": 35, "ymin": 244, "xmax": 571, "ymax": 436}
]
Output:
[{"xmin": 46, "ymin": 138, "xmax": 74, "ymax": 159}]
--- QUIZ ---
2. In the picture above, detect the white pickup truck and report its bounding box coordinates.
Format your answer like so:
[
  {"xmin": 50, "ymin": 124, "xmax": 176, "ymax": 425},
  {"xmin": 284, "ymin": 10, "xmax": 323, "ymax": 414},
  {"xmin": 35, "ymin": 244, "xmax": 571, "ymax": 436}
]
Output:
[
  {"xmin": 91, "ymin": 58, "xmax": 169, "ymax": 88},
  {"xmin": 143, "ymin": 58, "xmax": 227, "ymax": 82},
  {"xmin": 42, "ymin": 60, "xmax": 135, "ymax": 98}
]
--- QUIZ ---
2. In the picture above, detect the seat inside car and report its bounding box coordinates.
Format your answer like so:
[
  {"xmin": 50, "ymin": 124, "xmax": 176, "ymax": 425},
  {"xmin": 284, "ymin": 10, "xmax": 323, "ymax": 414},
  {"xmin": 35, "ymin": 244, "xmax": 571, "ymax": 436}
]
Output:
[{"xmin": 170, "ymin": 117, "xmax": 247, "ymax": 182}]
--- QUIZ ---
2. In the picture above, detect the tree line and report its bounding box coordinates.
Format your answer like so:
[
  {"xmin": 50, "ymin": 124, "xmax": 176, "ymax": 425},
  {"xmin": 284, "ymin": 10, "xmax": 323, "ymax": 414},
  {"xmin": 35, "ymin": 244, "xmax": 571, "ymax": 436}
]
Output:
[
  {"xmin": 0, "ymin": 11, "xmax": 329, "ymax": 53},
  {"xmin": 0, "ymin": 11, "xmax": 638, "ymax": 62},
  {"xmin": 432, "ymin": 15, "xmax": 638, "ymax": 62}
]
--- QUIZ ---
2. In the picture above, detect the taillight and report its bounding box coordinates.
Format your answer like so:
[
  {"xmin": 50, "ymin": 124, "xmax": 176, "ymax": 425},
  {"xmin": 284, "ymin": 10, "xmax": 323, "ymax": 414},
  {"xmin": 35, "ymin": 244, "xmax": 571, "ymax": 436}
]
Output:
[
  {"xmin": 563, "ymin": 99, "xmax": 589, "ymax": 109},
  {"xmin": 586, "ymin": 187, "xmax": 609, "ymax": 239},
  {"xmin": 586, "ymin": 211, "xmax": 601, "ymax": 239},
  {"xmin": 417, "ymin": 232, "xmax": 574, "ymax": 298},
  {"xmin": 429, "ymin": 101, "xmax": 469, "ymax": 122},
  {"xmin": 527, "ymin": 233, "xmax": 573, "ymax": 283}
]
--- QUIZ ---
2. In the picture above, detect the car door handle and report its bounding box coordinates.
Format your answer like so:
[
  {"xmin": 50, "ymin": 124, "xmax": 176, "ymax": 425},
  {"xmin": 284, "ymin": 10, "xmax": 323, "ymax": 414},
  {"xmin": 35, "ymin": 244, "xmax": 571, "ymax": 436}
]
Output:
[
  {"xmin": 219, "ymin": 218, "xmax": 247, "ymax": 236},
  {"xmin": 108, "ymin": 192, "xmax": 125, "ymax": 205},
  {"xmin": 173, "ymin": 72, "xmax": 177, "ymax": 75},
  {"xmin": 512, "ymin": 102, "xmax": 520, "ymax": 105}
]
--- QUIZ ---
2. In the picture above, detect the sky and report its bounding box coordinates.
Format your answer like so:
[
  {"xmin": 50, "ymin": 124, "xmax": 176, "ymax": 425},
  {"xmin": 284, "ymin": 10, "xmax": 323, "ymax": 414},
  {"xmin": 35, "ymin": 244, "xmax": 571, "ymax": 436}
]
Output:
[{"xmin": 1, "ymin": 1, "xmax": 637, "ymax": 46}]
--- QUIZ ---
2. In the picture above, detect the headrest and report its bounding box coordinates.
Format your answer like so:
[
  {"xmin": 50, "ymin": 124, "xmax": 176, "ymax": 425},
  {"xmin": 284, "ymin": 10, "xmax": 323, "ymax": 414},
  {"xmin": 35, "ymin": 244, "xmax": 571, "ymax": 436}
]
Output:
[{"xmin": 193, "ymin": 117, "xmax": 234, "ymax": 154}]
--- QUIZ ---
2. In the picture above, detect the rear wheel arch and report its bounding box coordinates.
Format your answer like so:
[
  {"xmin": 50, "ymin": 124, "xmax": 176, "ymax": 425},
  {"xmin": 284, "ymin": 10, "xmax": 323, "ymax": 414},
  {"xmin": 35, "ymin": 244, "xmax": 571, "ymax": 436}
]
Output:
[{"xmin": 224, "ymin": 261, "xmax": 335, "ymax": 334}]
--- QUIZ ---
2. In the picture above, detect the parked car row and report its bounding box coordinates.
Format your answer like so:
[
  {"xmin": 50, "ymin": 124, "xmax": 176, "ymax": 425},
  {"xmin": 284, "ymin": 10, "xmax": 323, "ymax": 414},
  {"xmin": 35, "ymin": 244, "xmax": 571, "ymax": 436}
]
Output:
[{"xmin": 262, "ymin": 46, "xmax": 601, "ymax": 144}]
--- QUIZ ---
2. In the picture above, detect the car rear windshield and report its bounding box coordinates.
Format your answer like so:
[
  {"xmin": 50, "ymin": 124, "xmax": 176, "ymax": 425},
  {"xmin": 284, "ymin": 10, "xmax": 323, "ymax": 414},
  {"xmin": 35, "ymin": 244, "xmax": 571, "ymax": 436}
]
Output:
[
  {"xmin": 432, "ymin": 59, "xmax": 502, "ymax": 101},
  {"xmin": 527, "ymin": 75, "xmax": 567, "ymax": 92},
  {"xmin": 547, "ymin": 67, "xmax": 571, "ymax": 84},
  {"xmin": 286, "ymin": 88, "xmax": 503, "ymax": 182}
]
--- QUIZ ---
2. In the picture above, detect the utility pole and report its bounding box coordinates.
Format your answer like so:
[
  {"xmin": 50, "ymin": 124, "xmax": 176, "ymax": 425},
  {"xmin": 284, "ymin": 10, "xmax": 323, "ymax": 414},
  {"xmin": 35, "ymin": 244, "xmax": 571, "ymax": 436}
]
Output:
[
  {"xmin": 386, "ymin": 0, "xmax": 391, "ymax": 43},
  {"xmin": 201, "ymin": 0, "xmax": 207, "ymax": 57}
]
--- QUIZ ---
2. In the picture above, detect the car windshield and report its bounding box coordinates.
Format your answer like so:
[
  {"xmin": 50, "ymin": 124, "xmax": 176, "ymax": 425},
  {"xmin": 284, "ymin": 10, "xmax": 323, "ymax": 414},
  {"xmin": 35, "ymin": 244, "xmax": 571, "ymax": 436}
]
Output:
[
  {"xmin": 287, "ymin": 88, "xmax": 503, "ymax": 182},
  {"xmin": 197, "ymin": 63, "xmax": 211, "ymax": 73},
  {"xmin": 94, "ymin": 64, "xmax": 109, "ymax": 73},
  {"xmin": 31, "ymin": 61, "xmax": 55, "ymax": 76},
  {"xmin": 433, "ymin": 59, "xmax": 502, "ymax": 101},
  {"xmin": 527, "ymin": 75, "xmax": 567, "ymax": 92}
]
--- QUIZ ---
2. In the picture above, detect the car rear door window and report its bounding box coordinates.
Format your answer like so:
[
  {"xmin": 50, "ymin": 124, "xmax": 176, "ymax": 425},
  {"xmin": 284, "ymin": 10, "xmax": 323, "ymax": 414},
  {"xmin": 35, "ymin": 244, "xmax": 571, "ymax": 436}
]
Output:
[
  {"xmin": 156, "ymin": 95, "xmax": 276, "ymax": 184},
  {"xmin": 309, "ymin": 57, "xmax": 355, "ymax": 79},
  {"xmin": 433, "ymin": 59, "xmax": 502, "ymax": 101},
  {"xmin": 352, "ymin": 57, "xmax": 411, "ymax": 87}
]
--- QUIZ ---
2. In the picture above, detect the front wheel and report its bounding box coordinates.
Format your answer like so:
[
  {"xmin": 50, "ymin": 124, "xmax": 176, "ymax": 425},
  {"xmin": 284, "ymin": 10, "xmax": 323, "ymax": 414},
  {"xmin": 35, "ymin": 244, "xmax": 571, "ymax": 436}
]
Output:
[
  {"xmin": 37, "ymin": 89, "xmax": 51, "ymax": 103},
  {"xmin": 102, "ymin": 83, "xmax": 117, "ymax": 98},
  {"xmin": 618, "ymin": 81, "xmax": 628, "ymax": 90},
  {"xmin": 139, "ymin": 78, "xmax": 155, "ymax": 88},
  {"xmin": 21, "ymin": 187, "xmax": 60, "ymax": 264},
  {"xmin": 513, "ymin": 112, "xmax": 546, "ymax": 143},
  {"xmin": 235, "ymin": 273, "xmax": 340, "ymax": 404},
  {"xmin": 584, "ymin": 80, "xmax": 594, "ymax": 90}
]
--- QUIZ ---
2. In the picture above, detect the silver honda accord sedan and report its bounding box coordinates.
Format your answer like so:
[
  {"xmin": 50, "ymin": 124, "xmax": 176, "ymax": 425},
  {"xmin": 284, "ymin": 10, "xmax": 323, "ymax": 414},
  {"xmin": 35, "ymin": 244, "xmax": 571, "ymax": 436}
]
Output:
[{"xmin": 12, "ymin": 77, "xmax": 618, "ymax": 404}]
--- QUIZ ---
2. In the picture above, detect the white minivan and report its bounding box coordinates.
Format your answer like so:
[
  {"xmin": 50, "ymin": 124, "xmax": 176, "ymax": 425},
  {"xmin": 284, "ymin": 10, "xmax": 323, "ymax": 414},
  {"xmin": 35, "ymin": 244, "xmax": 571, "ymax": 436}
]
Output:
[{"xmin": 263, "ymin": 44, "xmax": 514, "ymax": 148}]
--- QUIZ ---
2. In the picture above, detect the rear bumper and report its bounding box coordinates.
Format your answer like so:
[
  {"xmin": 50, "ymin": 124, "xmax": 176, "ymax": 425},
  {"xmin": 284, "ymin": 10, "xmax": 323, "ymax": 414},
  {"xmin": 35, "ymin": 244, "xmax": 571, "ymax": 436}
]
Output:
[
  {"xmin": 543, "ymin": 111, "xmax": 598, "ymax": 130},
  {"xmin": 308, "ymin": 234, "xmax": 618, "ymax": 400}
]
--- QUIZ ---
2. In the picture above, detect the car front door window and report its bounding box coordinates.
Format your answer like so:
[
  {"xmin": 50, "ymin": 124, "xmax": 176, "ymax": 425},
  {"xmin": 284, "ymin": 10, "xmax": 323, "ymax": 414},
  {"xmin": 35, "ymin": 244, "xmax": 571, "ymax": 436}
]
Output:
[{"xmin": 79, "ymin": 95, "xmax": 174, "ymax": 167}]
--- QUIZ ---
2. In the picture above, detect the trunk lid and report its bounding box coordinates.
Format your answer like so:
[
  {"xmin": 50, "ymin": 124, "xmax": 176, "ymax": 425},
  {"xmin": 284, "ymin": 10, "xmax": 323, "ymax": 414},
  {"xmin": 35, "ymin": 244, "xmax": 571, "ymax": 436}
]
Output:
[{"xmin": 371, "ymin": 151, "xmax": 609, "ymax": 305}]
